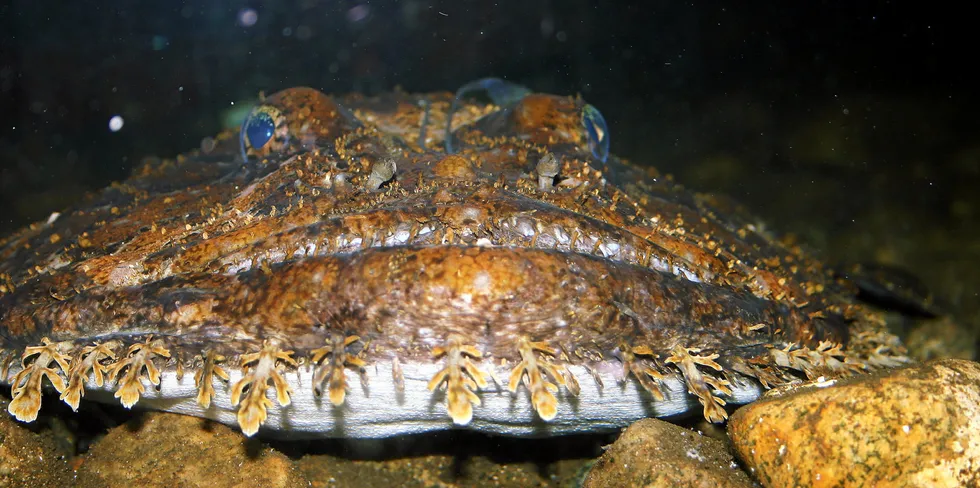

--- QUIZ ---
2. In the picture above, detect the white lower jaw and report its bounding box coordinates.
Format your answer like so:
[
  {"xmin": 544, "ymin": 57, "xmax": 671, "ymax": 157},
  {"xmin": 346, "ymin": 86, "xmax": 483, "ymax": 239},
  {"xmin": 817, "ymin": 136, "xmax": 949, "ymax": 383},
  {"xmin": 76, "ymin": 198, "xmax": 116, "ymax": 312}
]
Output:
[{"xmin": 79, "ymin": 360, "xmax": 764, "ymax": 439}]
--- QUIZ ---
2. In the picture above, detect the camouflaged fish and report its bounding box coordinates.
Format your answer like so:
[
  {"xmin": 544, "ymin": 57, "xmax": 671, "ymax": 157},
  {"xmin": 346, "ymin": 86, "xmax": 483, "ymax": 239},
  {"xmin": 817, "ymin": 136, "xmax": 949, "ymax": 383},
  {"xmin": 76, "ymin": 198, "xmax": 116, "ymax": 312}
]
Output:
[{"xmin": 0, "ymin": 80, "xmax": 910, "ymax": 438}]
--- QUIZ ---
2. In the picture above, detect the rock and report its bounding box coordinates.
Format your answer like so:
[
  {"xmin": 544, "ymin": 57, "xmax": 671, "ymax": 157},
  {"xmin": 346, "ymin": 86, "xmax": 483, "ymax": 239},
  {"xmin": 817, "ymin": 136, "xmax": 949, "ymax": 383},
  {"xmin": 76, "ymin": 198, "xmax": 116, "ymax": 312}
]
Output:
[
  {"xmin": 74, "ymin": 412, "xmax": 306, "ymax": 488},
  {"xmin": 728, "ymin": 359, "xmax": 980, "ymax": 487},
  {"xmin": 72, "ymin": 410, "xmax": 599, "ymax": 487},
  {"xmin": 904, "ymin": 316, "xmax": 976, "ymax": 361},
  {"xmin": 583, "ymin": 418, "xmax": 754, "ymax": 488},
  {"xmin": 0, "ymin": 413, "xmax": 73, "ymax": 488}
]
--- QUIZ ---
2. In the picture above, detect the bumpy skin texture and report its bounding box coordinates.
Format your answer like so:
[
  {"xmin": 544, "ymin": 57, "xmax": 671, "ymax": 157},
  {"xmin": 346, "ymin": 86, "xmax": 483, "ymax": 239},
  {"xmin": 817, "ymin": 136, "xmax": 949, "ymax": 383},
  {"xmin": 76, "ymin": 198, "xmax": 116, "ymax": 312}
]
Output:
[{"xmin": 0, "ymin": 87, "xmax": 905, "ymax": 436}]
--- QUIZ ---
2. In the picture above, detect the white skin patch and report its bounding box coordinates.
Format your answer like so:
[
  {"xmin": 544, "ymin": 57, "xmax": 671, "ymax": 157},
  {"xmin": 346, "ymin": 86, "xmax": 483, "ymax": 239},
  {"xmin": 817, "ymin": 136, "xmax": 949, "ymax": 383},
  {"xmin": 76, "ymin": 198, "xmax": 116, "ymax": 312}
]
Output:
[
  {"xmin": 65, "ymin": 359, "xmax": 764, "ymax": 439},
  {"xmin": 472, "ymin": 270, "xmax": 492, "ymax": 292}
]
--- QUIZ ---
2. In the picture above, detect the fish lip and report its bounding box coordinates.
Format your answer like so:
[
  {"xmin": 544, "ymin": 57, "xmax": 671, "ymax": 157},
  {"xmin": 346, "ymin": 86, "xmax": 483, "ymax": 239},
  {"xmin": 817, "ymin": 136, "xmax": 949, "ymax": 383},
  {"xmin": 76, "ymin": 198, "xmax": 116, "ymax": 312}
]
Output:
[
  {"xmin": 210, "ymin": 194, "xmax": 707, "ymax": 285},
  {"xmin": 68, "ymin": 358, "xmax": 763, "ymax": 439}
]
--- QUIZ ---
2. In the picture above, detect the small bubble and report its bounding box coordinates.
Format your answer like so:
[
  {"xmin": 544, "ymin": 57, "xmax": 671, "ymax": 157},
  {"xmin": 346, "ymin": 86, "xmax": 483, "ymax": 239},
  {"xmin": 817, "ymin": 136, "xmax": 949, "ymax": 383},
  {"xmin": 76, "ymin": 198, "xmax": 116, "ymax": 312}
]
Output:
[
  {"xmin": 238, "ymin": 8, "xmax": 258, "ymax": 27},
  {"xmin": 296, "ymin": 25, "xmax": 312, "ymax": 40},
  {"xmin": 346, "ymin": 5, "xmax": 370, "ymax": 23},
  {"xmin": 109, "ymin": 115, "xmax": 124, "ymax": 132},
  {"xmin": 540, "ymin": 17, "xmax": 555, "ymax": 37},
  {"xmin": 282, "ymin": 27, "xmax": 293, "ymax": 36},
  {"xmin": 200, "ymin": 136, "xmax": 217, "ymax": 153},
  {"xmin": 151, "ymin": 35, "xmax": 169, "ymax": 51}
]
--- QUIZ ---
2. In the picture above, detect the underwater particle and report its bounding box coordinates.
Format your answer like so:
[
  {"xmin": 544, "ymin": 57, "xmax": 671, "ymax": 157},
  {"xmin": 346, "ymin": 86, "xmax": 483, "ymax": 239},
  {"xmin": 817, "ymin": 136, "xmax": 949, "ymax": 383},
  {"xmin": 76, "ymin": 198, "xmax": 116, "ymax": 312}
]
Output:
[
  {"xmin": 238, "ymin": 8, "xmax": 258, "ymax": 27},
  {"xmin": 540, "ymin": 17, "xmax": 555, "ymax": 38},
  {"xmin": 445, "ymin": 78, "xmax": 532, "ymax": 153},
  {"xmin": 347, "ymin": 5, "xmax": 370, "ymax": 23},
  {"xmin": 108, "ymin": 115, "xmax": 124, "ymax": 132},
  {"xmin": 200, "ymin": 136, "xmax": 217, "ymax": 154},
  {"xmin": 151, "ymin": 35, "xmax": 169, "ymax": 51},
  {"xmin": 581, "ymin": 104, "xmax": 610, "ymax": 162}
]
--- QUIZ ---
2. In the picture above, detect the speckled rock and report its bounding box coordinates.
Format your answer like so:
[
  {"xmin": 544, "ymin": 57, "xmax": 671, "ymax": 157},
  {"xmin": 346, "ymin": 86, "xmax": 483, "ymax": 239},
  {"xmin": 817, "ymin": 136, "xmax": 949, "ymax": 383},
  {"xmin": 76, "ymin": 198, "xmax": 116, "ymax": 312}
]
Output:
[
  {"xmin": 728, "ymin": 358, "xmax": 980, "ymax": 487},
  {"xmin": 0, "ymin": 413, "xmax": 72, "ymax": 488},
  {"xmin": 582, "ymin": 418, "xmax": 754, "ymax": 488},
  {"xmin": 74, "ymin": 412, "xmax": 306, "ymax": 488}
]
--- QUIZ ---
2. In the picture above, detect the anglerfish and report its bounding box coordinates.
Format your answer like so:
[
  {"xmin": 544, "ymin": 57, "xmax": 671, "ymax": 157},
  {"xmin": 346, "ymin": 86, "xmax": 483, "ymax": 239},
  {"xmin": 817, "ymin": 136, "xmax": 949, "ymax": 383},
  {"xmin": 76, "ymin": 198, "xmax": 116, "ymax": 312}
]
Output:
[{"xmin": 0, "ymin": 81, "xmax": 911, "ymax": 438}]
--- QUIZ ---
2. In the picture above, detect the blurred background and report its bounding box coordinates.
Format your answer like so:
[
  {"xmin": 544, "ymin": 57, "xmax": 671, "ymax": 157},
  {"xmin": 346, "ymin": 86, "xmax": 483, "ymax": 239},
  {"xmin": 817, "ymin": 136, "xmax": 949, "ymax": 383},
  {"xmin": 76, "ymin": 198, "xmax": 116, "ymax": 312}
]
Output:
[{"xmin": 0, "ymin": 0, "xmax": 976, "ymax": 356}]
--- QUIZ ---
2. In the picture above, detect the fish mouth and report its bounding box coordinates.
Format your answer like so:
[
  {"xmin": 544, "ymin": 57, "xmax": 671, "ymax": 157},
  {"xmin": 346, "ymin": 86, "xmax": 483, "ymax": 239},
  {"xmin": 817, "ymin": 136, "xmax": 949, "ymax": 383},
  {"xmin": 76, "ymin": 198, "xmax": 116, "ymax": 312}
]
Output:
[
  {"xmin": 0, "ymin": 85, "xmax": 908, "ymax": 439},
  {"xmin": 187, "ymin": 188, "xmax": 711, "ymax": 287},
  {"xmin": 79, "ymin": 357, "xmax": 765, "ymax": 439},
  {"xmin": 0, "ymin": 185, "xmax": 783, "ymax": 438},
  {"xmin": 0, "ymin": 137, "xmax": 860, "ymax": 439}
]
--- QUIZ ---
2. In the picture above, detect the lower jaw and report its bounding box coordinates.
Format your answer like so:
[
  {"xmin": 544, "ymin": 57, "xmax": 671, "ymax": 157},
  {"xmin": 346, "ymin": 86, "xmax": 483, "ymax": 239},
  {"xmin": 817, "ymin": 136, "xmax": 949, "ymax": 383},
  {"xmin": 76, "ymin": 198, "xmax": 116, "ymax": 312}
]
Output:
[{"xmin": 79, "ymin": 359, "xmax": 764, "ymax": 439}]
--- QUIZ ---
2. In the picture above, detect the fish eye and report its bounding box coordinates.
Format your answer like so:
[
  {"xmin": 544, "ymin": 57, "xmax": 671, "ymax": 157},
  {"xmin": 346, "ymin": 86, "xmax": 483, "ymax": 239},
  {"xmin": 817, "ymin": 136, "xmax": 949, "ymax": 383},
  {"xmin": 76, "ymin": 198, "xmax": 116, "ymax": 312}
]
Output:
[
  {"xmin": 244, "ymin": 109, "xmax": 275, "ymax": 149},
  {"xmin": 239, "ymin": 105, "xmax": 283, "ymax": 162},
  {"xmin": 581, "ymin": 104, "xmax": 610, "ymax": 163},
  {"xmin": 445, "ymin": 77, "xmax": 531, "ymax": 154}
]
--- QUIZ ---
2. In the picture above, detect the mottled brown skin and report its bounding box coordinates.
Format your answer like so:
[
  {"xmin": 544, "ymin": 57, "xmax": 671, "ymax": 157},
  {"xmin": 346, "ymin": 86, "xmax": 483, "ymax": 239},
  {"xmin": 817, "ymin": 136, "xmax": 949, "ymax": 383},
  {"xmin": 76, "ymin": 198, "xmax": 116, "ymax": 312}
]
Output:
[{"xmin": 0, "ymin": 86, "xmax": 903, "ymax": 431}]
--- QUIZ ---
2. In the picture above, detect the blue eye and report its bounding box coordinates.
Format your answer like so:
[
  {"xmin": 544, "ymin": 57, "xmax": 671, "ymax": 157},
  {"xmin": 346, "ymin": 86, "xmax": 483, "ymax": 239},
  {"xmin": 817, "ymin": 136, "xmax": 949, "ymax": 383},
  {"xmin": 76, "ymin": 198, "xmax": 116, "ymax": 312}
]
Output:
[
  {"xmin": 244, "ymin": 110, "xmax": 275, "ymax": 149},
  {"xmin": 478, "ymin": 78, "xmax": 532, "ymax": 107},
  {"xmin": 239, "ymin": 107, "xmax": 279, "ymax": 162},
  {"xmin": 581, "ymin": 104, "xmax": 610, "ymax": 163},
  {"xmin": 445, "ymin": 77, "xmax": 531, "ymax": 154}
]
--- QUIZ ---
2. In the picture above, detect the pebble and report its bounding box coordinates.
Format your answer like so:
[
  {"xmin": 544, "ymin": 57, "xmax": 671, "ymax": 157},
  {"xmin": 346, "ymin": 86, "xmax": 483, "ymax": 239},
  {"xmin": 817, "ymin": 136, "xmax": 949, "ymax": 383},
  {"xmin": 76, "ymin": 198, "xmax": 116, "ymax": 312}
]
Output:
[
  {"xmin": 728, "ymin": 359, "xmax": 980, "ymax": 487},
  {"xmin": 583, "ymin": 418, "xmax": 754, "ymax": 488}
]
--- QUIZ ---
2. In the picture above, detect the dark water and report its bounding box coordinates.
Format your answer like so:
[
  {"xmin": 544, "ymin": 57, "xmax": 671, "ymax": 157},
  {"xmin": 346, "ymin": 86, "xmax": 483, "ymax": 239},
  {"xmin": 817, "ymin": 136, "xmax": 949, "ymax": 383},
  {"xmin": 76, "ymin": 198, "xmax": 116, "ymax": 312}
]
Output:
[
  {"xmin": 4, "ymin": 2, "xmax": 976, "ymax": 329},
  {"xmin": 1, "ymin": 1, "xmax": 974, "ymax": 232}
]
